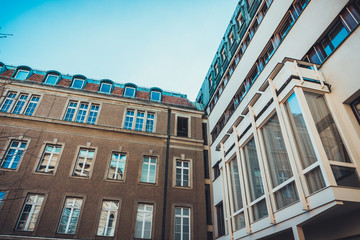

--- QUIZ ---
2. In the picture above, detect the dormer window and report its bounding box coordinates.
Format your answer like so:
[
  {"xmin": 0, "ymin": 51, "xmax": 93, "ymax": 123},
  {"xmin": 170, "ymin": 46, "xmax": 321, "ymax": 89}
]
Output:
[
  {"xmin": 99, "ymin": 82, "xmax": 112, "ymax": 94},
  {"xmin": 124, "ymin": 86, "xmax": 136, "ymax": 98},
  {"xmin": 71, "ymin": 78, "xmax": 85, "ymax": 89},
  {"xmin": 150, "ymin": 91, "xmax": 161, "ymax": 102},
  {"xmin": 44, "ymin": 74, "xmax": 58, "ymax": 85},
  {"xmin": 14, "ymin": 70, "xmax": 29, "ymax": 80}
]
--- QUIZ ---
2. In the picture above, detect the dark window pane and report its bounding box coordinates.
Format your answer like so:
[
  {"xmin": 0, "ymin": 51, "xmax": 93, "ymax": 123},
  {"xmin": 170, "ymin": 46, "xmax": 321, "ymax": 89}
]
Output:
[
  {"xmin": 331, "ymin": 166, "xmax": 360, "ymax": 188},
  {"xmin": 177, "ymin": 117, "xmax": 188, "ymax": 137}
]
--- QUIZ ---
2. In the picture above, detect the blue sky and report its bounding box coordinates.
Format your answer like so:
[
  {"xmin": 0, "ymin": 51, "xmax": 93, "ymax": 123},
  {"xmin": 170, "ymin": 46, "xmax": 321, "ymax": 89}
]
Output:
[{"xmin": 0, "ymin": 0, "xmax": 238, "ymax": 101}]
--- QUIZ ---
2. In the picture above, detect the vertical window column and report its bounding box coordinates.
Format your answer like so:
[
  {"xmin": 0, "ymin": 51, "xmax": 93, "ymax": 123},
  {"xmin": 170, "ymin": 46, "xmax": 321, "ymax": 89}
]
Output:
[{"xmin": 174, "ymin": 207, "xmax": 191, "ymax": 240}]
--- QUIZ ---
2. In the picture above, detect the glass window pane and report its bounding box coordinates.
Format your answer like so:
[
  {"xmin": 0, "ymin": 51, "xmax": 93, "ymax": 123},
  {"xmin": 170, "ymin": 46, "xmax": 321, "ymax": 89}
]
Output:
[
  {"xmin": 305, "ymin": 92, "xmax": 351, "ymax": 163},
  {"xmin": 252, "ymin": 199, "xmax": 268, "ymax": 222},
  {"xmin": 15, "ymin": 70, "xmax": 29, "ymax": 80},
  {"xmin": 285, "ymin": 93, "xmax": 317, "ymax": 169},
  {"xmin": 72, "ymin": 79, "xmax": 84, "ymax": 89},
  {"xmin": 45, "ymin": 75, "xmax": 58, "ymax": 85},
  {"xmin": 261, "ymin": 114, "xmax": 293, "ymax": 187},
  {"xmin": 274, "ymin": 182, "xmax": 299, "ymax": 209},
  {"xmin": 331, "ymin": 166, "xmax": 360, "ymax": 188},
  {"xmin": 305, "ymin": 167, "xmax": 326, "ymax": 194},
  {"xmin": 229, "ymin": 157, "xmax": 242, "ymax": 212}
]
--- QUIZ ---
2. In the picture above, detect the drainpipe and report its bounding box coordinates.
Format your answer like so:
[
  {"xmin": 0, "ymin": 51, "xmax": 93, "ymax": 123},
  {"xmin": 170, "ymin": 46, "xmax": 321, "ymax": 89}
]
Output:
[{"xmin": 161, "ymin": 108, "xmax": 171, "ymax": 240}]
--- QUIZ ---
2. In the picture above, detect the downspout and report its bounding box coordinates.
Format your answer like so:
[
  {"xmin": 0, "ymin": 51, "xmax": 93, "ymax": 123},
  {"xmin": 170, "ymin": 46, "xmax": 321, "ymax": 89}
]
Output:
[{"xmin": 161, "ymin": 108, "xmax": 171, "ymax": 240}]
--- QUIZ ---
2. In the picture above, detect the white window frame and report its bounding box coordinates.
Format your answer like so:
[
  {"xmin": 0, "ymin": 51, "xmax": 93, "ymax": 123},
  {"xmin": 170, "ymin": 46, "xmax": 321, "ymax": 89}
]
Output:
[
  {"xmin": 72, "ymin": 148, "xmax": 96, "ymax": 178},
  {"xmin": 150, "ymin": 91, "xmax": 161, "ymax": 102},
  {"xmin": 107, "ymin": 152, "xmax": 127, "ymax": 181},
  {"xmin": 14, "ymin": 70, "xmax": 29, "ymax": 80},
  {"xmin": 174, "ymin": 159, "xmax": 191, "ymax": 188},
  {"xmin": 174, "ymin": 207, "xmax": 191, "ymax": 240},
  {"xmin": 1, "ymin": 139, "xmax": 28, "ymax": 170},
  {"xmin": 99, "ymin": 82, "xmax": 112, "ymax": 93},
  {"xmin": 63, "ymin": 100, "xmax": 100, "ymax": 124},
  {"xmin": 123, "ymin": 109, "xmax": 156, "ymax": 132},
  {"xmin": 124, "ymin": 86, "xmax": 136, "ymax": 98},
  {"xmin": 140, "ymin": 156, "xmax": 157, "ymax": 184},
  {"xmin": 57, "ymin": 197, "xmax": 83, "ymax": 234},
  {"xmin": 71, "ymin": 78, "xmax": 85, "ymax": 89},
  {"xmin": 44, "ymin": 74, "xmax": 59, "ymax": 85},
  {"xmin": 97, "ymin": 200, "xmax": 119, "ymax": 236},
  {"xmin": 16, "ymin": 194, "xmax": 45, "ymax": 231},
  {"xmin": 134, "ymin": 203, "xmax": 154, "ymax": 239},
  {"xmin": 0, "ymin": 91, "xmax": 17, "ymax": 113},
  {"xmin": 36, "ymin": 144, "xmax": 62, "ymax": 174}
]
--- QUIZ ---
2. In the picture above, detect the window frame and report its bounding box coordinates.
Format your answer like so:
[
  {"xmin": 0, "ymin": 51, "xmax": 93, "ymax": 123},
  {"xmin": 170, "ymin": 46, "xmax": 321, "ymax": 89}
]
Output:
[
  {"xmin": 0, "ymin": 138, "xmax": 29, "ymax": 171},
  {"xmin": 44, "ymin": 74, "xmax": 59, "ymax": 85},
  {"xmin": 71, "ymin": 147, "xmax": 97, "ymax": 178},
  {"xmin": 106, "ymin": 152, "xmax": 128, "ymax": 181},
  {"xmin": 123, "ymin": 109, "xmax": 156, "ymax": 133},
  {"xmin": 14, "ymin": 69, "xmax": 29, "ymax": 80},
  {"xmin": 15, "ymin": 193, "xmax": 45, "ymax": 232},
  {"xmin": 34, "ymin": 142, "xmax": 64, "ymax": 175},
  {"xmin": 99, "ymin": 82, "xmax": 113, "ymax": 94},
  {"xmin": 150, "ymin": 91, "xmax": 162, "ymax": 102},
  {"xmin": 57, "ymin": 196, "xmax": 84, "ymax": 235},
  {"xmin": 134, "ymin": 203, "xmax": 154, "ymax": 239},
  {"xmin": 124, "ymin": 86, "xmax": 136, "ymax": 98},
  {"xmin": 96, "ymin": 199, "xmax": 120, "ymax": 237},
  {"xmin": 0, "ymin": 91, "xmax": 40, "ymax": 115},
  {"xmin": 350, "ymin": 96, "xmax": 360, "ymax": 124},
  {"xmin": 0, "ymin": 191, "xmax": 6, "ymax": 208},
  {"xmin": 71, "ymin": 78, "xmax": 85, "ymax": 89},
  {"xmin": 139, "ymin": 156, "xmax": 158, "ymax": 184},
  {"xmin": 173, "ymin": 206, "xmax": 191, "ymax": 240},
  {"xmin": 173, "ymin": 158, "xmax": 192, "ymax": 189},
  {"xmin": 176, "ymin": 115, "xmax": 190, "ymax": 138},
  {"xmin": 63, "ymin": 100, "xmax": 100, "ymax": 125}
]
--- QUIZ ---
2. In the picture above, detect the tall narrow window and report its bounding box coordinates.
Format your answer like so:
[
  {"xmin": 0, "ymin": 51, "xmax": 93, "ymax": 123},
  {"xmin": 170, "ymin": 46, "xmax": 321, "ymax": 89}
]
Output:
[
  {"xmin": 0, "ymin": 92, "xmax": 16, "ymax": 112},
  {"xmin": 215, "ymin": 202, "xmax": 225, "ymax": 237},
  {"xmin": 124, "ymin": 110, "xmax": 135, "ymax": 130},
  {"xmin": 1, "ymin": 140, "xmax": 27, "ymax": 169},
  {"xmin": 134, "ymin": 203, "xmax": 153, "ymax": 239},
  {"xmin": 14, "ymin": 70, "xmax": 29, "ymax": 80},
  {"xmin": 16, "ymin": 194, "xmax": 45, "ymax": 231},
  {"xmin": 145, "ymin": 113, "xmax": 155, "ymax": 132},
  {"xmin": 97, "ymin": 200, "xmax": 119, "ymax": 237},
  {"xmin": 73, "ymin": 148, "xmax": 95, "ymax": 177},
  {"xmin": 140, "ymin": 156, "xmax": 157, "ymax": 184},
  {"xmin": 12, "ymin": 94, "xmax": 28, "ymax": 114},
  {"xmin": 262, "ymin": 114, "xmax": 298, "ymax": 209},
  {"xmin": 243, "ymin": 137, "xmax": 267, "ymax": 220},
  {"xmin": 107, "ymin": 153, "xmax": 127, "ymax": 181},
  {"xmin": 86, "ymin": 105, "xmax": 99, "ymax": 125},
  {"xmin": 229, "ymin": 157, "xmax": 245, "ymax": 230},
  {"xmin": 177, "ymin": 117, "xmax": 189, "ymax": 137},
  {"xmin": 24, "ymin": 95, "xmax": 40, "ymax": 116},
  {"xmin": 135, "ymin": 111, "xmax": 145, "ymax": 131},
  {"xmin": 175, "ymin": 160, "xmax": 190, "ymax": 187},
  {"xmin": 75, "ymin": 103, "xmax": 89, "ymax": 123},
  {"xmin": 64, "ymin": 101, "xmax": 78, "ymax": 121},
  {"xmin": 37, "ymin": 144, "xmax": 62, "ymax": 174},
  {"xmin": 174, "ymin": 207, "xmax": 190, "ymax": 240},
  {"xmin": 58, "ymin": 197, "xmax": 83, "ymax": 234}
]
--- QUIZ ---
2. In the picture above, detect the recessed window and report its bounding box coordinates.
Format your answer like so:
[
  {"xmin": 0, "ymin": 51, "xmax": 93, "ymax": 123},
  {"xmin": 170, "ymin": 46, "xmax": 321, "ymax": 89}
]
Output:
[
  {"xmin": 16, "ymin": 194, "xmax": 45, "ymax": 231},
  {"xmin": 14, "ymin": 70, "xmax": 29, "ymax": 80},
  {"xmin": 134, "ymin": 203, "xmax": 153, "ymax": 239},
  {"xmin": 36, "ymin": 144, "xmax": 62, "ymax": 174},
  {"xmin": 140, "ymin": 156, "xmax": 157, "ymax": 184},
  {"xmin": 58, "ymin": 197, "xmax": 83, "ymax": 234},
  {"xmin": 44, "ymin": 74, "xmax": 58, "ymax": 85},
  {"xmin": 107, "ymin": 152, "xmax": 127, "ymax": 181},
  {"xmin": 63, "ymin": 101, "xmax": 99, "ymax": 125},
  {"xmin": 150, "ymin": 91, "xmax": 161, "ymax": 102},
  {"xmin": 175, "ymin": 160, "xmax": 190, "ymax": 188},
  {"xmin": 124, "ymin": 109, "xmax": 155, "ymax": 132},
  {"xmin": 73, "ymin": 148, "xmax": 95, "ymax": 178},
  {"xmin": 124, "ymin": 86, "xmax": 135, "ymax": 98},
  {"xmin": 177, "ymin": 117, "xmax": 189, "ymax": 137},
  {"xmin": 1, "ymin": 140, "xmax": 27, "ymax": 169},
  {"xmin": 71, "ymin": 78, "xmax": 85, "ymax": 89},
  {"xmin": 174, "ymin": 207, "xmax": 191, "ymax": 240},
  {"xmin": 97, "ymin": 200, "xmax": 119, "ymax": 237},
  {"xmin": 99, "ymin": 82, "xmax": 112, "ymax": 94}
]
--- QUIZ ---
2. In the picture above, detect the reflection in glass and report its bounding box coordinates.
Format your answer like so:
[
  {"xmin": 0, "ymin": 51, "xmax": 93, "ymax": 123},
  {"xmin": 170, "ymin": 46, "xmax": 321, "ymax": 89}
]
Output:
[{"xmin": 285, "ymin": 93, "xmax": 317, "ymax": 169}]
